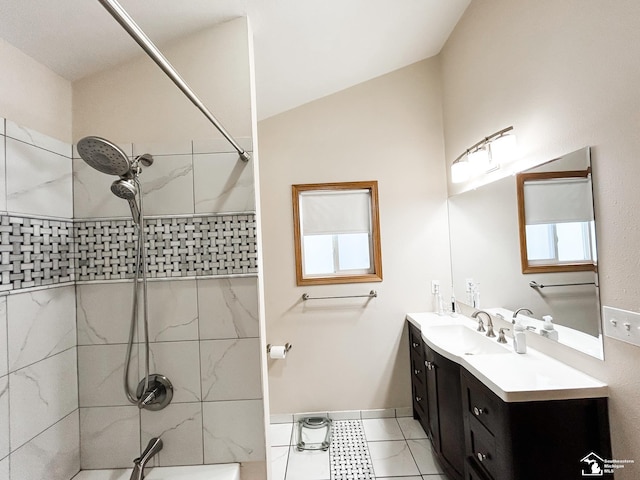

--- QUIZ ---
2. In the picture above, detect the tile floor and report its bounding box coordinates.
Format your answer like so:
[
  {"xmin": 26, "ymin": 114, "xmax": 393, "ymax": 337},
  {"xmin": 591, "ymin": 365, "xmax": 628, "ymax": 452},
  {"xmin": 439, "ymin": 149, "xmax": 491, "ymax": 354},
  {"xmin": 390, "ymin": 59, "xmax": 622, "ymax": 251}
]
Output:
[{"xmin": 270, "ymin": 416, "xmax": 447, "ymax": 480}]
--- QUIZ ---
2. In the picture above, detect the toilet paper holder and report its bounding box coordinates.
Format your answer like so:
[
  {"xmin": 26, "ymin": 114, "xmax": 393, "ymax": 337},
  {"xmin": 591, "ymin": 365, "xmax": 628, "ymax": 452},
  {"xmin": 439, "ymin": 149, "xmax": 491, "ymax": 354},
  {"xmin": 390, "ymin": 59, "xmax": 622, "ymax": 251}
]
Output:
[{"xmin": 266, "ymin": 343, "xmax": 292, "ymax": 354}]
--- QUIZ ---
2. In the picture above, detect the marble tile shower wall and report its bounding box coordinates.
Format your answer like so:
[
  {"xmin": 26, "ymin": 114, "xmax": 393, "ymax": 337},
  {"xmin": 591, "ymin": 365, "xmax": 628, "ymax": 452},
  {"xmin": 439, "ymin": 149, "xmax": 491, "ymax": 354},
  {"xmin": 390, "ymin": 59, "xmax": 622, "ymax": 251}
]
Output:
[
  {"xmin": 73, "ymin": 137, "xmax": 264, "ymax": 470},
  {"xmin": 0, "ymin": 118, "xmax": 80, "ymax": 480},
  {"xmin": 0, "ymin": 118, "xmax": 264, "ymax": 478}
]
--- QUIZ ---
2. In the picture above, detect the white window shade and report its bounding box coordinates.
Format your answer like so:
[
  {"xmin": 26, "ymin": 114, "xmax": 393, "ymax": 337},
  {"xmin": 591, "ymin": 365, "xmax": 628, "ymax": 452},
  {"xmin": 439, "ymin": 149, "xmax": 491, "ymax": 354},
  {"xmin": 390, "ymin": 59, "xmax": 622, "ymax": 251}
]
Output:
[
  {"xmin": 524, "ymin": 178, "xmax": 594, "ymax": 225},
  {"xmin": 300, "ymin": 190, "xmax": 371, "ymax": 234}
]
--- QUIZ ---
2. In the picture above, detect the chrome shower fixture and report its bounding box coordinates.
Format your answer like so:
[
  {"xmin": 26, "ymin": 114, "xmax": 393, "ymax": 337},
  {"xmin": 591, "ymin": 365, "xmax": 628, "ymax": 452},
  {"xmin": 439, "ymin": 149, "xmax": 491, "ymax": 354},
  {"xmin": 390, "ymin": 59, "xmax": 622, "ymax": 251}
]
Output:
[
  {"xmin": 77, "ymin": 136, "xmax": 154, "ymax": 225},
  {"xmin": 111, "ymin": 177, "xmax": 141, "ymax": 225},
  {"xmin": 77, "ymin": 135, "xmax": 171, "ymax": 411},
  {"xmin": 77, "ymin": 136, "xmax": 132, "ymax": 176}
]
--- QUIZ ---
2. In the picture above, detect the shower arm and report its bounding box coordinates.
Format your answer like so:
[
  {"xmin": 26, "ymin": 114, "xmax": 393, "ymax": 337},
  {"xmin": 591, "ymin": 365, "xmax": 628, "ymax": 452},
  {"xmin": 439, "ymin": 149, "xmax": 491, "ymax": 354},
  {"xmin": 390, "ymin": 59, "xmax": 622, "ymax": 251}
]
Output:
[{"xmin": 97, "ymin": 0, "xmax": 251, "ymax": 163}]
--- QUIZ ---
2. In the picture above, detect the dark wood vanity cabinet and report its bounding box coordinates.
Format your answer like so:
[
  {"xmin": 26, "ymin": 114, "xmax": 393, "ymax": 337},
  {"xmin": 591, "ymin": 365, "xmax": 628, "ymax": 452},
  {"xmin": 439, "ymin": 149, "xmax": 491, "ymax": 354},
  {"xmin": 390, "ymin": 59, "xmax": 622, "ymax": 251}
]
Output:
[
  {"xmin": 408, "ymin": 321, "xmax": 612, "ymax": 480},
  {"xmin": 408, "ymin": 322, "xmax": 464, "ymax": 480},
  {"xmin": 461, "ymin": 370, "xmax": 612, "ymax": 480},
  {"xmin": 408, "ymin": 323, "xmax": 428, "ymax": 424}
]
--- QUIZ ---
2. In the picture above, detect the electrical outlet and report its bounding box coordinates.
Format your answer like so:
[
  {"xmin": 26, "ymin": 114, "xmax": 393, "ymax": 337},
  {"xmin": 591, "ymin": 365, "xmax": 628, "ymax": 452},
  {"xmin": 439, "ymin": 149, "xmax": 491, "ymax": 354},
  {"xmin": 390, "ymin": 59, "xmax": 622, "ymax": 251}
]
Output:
[
  {"xmin": 465, "ymin": 278, "xmax": 475, "ymax": 292},
  {"xmin": 603, "ymin": 306, "xmax": 640, "ymax": 347},
  {"xmin": 431, "ymin": 280, "xmax": 440, "ymax": 294}
]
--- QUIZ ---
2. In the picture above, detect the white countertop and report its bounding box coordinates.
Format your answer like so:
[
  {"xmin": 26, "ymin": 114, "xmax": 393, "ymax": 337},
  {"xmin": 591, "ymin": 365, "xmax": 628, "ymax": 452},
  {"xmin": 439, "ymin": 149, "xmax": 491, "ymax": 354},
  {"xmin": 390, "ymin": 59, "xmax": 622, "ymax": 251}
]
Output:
[{"xmin": 406, "ymin": 312, "xmax": 608, "ymax": 402}]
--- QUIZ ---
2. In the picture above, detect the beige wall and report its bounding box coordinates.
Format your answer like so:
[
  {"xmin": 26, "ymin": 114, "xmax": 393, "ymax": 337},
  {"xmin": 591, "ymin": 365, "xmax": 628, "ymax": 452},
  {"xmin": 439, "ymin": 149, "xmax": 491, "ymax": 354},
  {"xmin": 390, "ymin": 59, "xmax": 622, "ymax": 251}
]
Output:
[
  {"xmin": 0, "ymin": 38, "xmax": 72, "ymax": 142},
  {"xmin": 258, "ymin": 58, "xmax": 451, "ymax": 413},
  {"xmin": 73, "ymin": 18, "xmax": 252, "ymax": 144},
  {"xmin": 442, "ymin": 0, "xmax": 640, "ymax": 475}
]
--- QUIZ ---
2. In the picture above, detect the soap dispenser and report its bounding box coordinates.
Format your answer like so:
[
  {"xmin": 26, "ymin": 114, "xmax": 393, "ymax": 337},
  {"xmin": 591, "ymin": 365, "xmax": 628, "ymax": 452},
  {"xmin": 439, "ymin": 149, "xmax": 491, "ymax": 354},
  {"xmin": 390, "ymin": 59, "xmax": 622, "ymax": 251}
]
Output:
[
  {"xmin": 513, "ymin": 320, "xmax": 527, "ymax": 354},
  {"xmin": 541, "ymin": 315, "xmax": 559, "ymax": 341}
]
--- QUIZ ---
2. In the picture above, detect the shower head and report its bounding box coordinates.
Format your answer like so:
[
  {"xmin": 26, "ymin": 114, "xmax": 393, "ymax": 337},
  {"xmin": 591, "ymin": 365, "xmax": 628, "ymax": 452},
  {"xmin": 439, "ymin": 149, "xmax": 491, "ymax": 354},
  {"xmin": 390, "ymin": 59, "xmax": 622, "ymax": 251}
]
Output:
[
  {"xmin": 77, "ymin": 136, "xmax": 132, "ymax": 176},
  {"xmin": 111, "ymin": 177, "xmax": 137, "ymax": 199},
  {"xmin": 111, "ymin": 178, "xmax": 141, "ymax": 225}
]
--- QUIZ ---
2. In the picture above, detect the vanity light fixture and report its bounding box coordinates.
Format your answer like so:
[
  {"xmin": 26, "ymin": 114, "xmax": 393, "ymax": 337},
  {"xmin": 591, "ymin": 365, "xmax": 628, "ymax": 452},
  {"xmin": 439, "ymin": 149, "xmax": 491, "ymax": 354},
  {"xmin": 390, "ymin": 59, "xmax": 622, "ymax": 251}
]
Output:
[{"xmin": 451, "ymin": 126, "xmax": 516, "ymax": 183}]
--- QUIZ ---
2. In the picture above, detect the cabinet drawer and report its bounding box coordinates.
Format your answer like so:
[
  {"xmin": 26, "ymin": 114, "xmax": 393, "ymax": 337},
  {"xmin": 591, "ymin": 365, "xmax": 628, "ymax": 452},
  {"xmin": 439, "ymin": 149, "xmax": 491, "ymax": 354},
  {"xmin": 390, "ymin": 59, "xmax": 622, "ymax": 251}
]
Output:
[
  {"xmin": 409, "ymin": 324, "xmax": 424, "ymax": 353},
  {"xmin": 467, "ymin": 417, "xmax": 497, "ymax": 479},
  {"xmin": 411, "ymin": 355, "xmax": 427, "ymax": 382},
  {"xmin": 463, "ymin": 372, "xmax": 502, "ymax": 435}
]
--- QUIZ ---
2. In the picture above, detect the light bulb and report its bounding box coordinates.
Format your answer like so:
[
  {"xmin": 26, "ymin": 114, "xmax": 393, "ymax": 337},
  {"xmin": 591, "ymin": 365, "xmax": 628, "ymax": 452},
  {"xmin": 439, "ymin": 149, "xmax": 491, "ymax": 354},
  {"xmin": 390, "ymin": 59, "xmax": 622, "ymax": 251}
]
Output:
[
  {"xmin": 451, "ymin": 160, "xmax": 470, "ymax": 183},
  {"xmin": 468, "ymin": 147, "xmax": 490, "ymax": 172},
  {"xmin": 490, "ymin": 133, "xmax": 517, "ymax": 164}
]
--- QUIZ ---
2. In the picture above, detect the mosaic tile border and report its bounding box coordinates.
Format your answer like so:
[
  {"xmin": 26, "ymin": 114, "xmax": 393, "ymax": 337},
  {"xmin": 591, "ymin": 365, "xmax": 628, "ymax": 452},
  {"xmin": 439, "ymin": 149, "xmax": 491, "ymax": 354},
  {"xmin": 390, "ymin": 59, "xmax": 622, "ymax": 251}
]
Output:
[
  {"xmin": 0, "ymin": 215, "xmax": 75, "ymax": 291},
  {"xmin": 330, "ymin": 420, "xmax": 376, "ymax": 480},
  {"xmin": 0, "ymin": 213, "xmax": 257, "ymax": 292}
]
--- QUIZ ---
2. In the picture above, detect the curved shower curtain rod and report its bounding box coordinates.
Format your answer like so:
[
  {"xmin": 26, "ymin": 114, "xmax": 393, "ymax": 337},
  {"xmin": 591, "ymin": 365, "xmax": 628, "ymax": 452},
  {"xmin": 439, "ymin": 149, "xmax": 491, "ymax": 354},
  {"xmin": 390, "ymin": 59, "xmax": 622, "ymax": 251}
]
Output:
[{"xmin": 97, "ymin": 0, "xmax": 251, "ymax": 162}]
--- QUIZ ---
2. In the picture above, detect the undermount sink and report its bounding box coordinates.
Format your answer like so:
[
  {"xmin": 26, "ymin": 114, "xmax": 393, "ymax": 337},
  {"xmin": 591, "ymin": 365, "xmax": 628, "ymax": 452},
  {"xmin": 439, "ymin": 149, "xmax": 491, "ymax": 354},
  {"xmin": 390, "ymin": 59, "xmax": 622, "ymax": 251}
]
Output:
[{"xmin": 423, "ymin": 324, "xmax": 511, "ymax": 356}]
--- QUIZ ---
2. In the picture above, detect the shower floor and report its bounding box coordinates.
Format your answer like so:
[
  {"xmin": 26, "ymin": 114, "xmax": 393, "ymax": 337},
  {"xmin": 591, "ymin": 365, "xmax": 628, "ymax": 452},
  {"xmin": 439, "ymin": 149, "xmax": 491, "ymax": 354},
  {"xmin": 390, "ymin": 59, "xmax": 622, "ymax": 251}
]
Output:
[{"xmin": 270, "ymin": 416, "xmax": 448, "ymax": 480}]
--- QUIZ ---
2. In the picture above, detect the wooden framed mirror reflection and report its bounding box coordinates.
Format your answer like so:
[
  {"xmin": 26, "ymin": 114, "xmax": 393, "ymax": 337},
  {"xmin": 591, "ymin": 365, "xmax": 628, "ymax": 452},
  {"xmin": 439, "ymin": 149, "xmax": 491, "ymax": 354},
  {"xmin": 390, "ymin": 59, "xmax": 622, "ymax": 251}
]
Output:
[{"xmin": 516, "ymin": 169, "xmax": 596, "ymax": 274}]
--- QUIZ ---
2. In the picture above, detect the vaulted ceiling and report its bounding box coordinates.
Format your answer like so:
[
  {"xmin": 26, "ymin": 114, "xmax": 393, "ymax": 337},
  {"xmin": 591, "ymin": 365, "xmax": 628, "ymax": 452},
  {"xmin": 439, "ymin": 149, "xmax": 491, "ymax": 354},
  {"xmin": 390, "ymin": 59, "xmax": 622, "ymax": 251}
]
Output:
[{"xmin": 0, "ymin": 0, "xmax": 470, "ymax": 119}]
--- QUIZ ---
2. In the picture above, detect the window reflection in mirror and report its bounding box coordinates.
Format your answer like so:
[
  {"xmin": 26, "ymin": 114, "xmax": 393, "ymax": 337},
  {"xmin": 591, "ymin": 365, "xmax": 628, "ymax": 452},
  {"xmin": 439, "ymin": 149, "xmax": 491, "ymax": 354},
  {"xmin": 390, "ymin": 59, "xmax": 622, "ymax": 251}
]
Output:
[
  {"xmin": 517, "ymin": 170, "xmax": 596, "ymax": 274},
  {"xmin": 292, "ymin": 181, "xmax": 383, "ymax": 285},
  {"xmin": 448, "ymin": 147, "xmax": 603, "ymax": 358}
]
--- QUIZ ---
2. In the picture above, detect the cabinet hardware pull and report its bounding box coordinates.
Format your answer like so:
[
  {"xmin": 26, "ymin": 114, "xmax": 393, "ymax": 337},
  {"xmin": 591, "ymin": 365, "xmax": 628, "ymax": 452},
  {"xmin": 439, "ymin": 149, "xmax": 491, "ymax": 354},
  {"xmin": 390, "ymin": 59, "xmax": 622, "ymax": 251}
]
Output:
[
  {"xmin": 412, "ymin": 342, "xmax": 419, "ymax": 348},
  {"xmin": 476, "ymin": 452, "xmax": 487, "ymax": 462},
  {"xmin": 414, "ymin": 369, "xmax": 422, "ymax": 375},
  {"xmin": 416, "ymin": 396, "xmax": 422, "ymax": 402},
  {"xmin": 473, "ymin": 406, "xmax": 485, "ymax": 416}
]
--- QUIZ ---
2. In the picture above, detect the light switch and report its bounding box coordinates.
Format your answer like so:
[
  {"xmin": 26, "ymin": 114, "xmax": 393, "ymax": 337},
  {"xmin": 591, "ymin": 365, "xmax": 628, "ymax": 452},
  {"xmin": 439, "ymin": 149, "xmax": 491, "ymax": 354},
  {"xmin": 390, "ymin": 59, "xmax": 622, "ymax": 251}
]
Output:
[{"xmin": 603, "ymin": 306, "xmax": 640, "ymax": 347}]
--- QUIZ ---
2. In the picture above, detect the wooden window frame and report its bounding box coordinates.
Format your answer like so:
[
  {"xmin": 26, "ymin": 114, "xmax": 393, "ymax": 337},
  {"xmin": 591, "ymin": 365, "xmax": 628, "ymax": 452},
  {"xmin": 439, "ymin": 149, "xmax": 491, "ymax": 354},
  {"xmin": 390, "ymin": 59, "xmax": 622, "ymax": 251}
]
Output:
[
  {"xmin": 516, "ymin": 169, "xmax": 595, "ymax": 274},
  {"xmin": 292, "ymin": 180, "xmax": 383, "ymax": 286}
]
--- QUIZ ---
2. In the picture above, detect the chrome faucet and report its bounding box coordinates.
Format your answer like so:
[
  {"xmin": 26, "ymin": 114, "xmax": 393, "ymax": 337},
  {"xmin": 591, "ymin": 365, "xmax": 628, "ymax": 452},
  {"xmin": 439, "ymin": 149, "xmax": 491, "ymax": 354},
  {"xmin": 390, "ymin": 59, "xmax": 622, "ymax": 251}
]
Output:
[
  {"xmin": 130, "ymin": 437, "xmax": 163, "ymax": 480},
  {"xmin": 512, "ymin": 307, "xmax": 533, "ymax": 324},
  {"xmin": 472, "ymin": 310, "xmax": 496, "ymax": 338}
]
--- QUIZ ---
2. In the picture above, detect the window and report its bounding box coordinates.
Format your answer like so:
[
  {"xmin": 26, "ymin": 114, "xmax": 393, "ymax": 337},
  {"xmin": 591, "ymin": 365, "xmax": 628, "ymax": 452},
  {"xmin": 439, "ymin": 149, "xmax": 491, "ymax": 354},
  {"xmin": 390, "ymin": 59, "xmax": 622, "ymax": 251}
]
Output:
[
  {"xmin": 292, "ymin": 181, "xmax": 383, "ymax": 285},
  {"xmin": 517, "ymin": 170, "xmax": 596, "ymax": 273}
]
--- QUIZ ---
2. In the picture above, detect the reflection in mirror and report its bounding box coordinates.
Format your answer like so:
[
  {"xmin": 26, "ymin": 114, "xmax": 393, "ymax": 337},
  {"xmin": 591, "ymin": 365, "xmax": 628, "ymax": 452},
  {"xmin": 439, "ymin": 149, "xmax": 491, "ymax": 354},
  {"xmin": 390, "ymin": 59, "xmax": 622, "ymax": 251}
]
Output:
[
  {"xmin": 517, "ymin": 169, "xmax": 596, "ymax": 273},
  {"xmin": 292, "ymin": 181, "xmax": 383, "ymax": 286},
  {"xmin": 448, "ymin": 147, "xmax": 604, "ymax": 358}
]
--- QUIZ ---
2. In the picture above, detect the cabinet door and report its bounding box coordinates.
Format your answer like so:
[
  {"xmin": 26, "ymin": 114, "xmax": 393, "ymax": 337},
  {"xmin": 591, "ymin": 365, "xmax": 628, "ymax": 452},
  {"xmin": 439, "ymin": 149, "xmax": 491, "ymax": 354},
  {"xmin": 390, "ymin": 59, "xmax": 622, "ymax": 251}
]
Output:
[
  {"xmin": 424, "ymin": 345, "xmax": 441, "ymax": 453},
  {"xmin": 433, "ymin": 349, "xmax": 465, "ymax": 478}
]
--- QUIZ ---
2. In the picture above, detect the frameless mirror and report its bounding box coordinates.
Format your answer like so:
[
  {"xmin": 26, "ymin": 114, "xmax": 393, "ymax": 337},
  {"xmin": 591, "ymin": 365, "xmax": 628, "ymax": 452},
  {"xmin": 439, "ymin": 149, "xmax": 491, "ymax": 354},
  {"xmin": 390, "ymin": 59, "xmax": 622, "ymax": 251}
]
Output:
[
  {"xmin": 448, "ymin": 147, "xmax": 604, "ymax": 358},
  {"xmin": 292, "ymin": 181, "xmax": 383, "ymax": 286}
]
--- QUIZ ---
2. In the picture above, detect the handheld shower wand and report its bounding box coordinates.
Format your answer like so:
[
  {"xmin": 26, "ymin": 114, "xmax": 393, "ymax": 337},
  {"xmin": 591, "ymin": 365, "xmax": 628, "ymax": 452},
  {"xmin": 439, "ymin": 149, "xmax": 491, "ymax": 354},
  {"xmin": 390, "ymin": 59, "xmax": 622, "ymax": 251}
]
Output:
[{"xmin": 76, "ymin": 136, "xmax": 172, "ymax": 411}]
